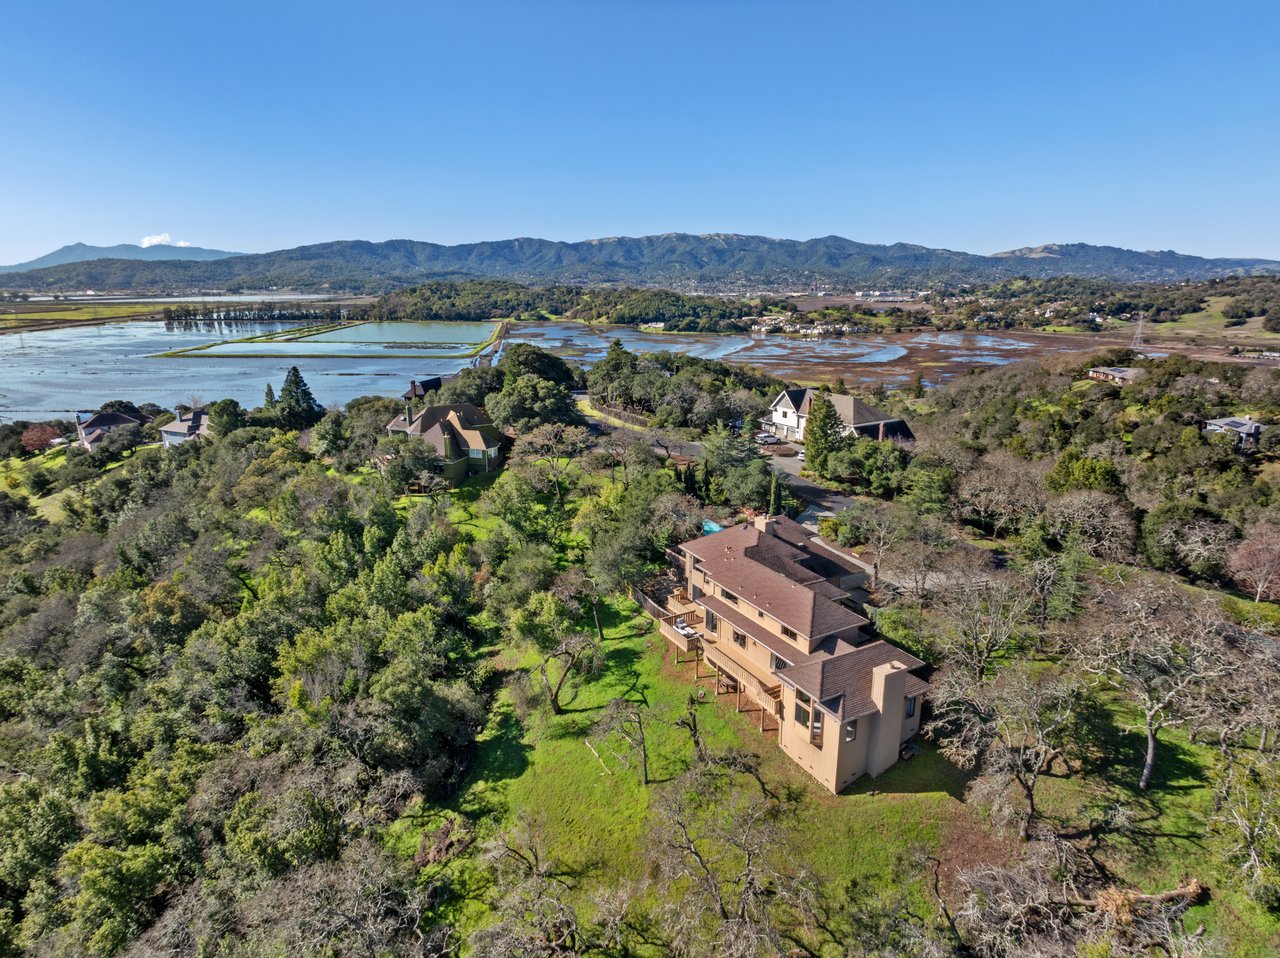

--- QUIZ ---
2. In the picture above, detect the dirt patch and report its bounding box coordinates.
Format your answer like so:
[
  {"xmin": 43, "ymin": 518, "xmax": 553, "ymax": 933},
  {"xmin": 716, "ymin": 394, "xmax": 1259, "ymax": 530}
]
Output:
[{"xmin": 934, "ymin": 807, "xmax": 1018, "ymax": 896}]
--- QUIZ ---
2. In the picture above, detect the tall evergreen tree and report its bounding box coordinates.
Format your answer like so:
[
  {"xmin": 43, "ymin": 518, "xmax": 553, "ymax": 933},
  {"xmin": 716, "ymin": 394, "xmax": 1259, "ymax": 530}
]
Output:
[
  {"xmin": 274, "ymin": 366, "xmax": 324, "ymax": 428},
  {"xmin": 767, "ymin": 470, "xmax": 783, "ymax": 516},
  {"xmin": 804, "ymin": 390, "xmax": 844, "ymax": 477},
  {"xmin": 264, "ymin": 382, "xmax": 277, "ymax": 409},
  {"xmin": 682, "ymin": 463, "xmax": 698, "ymax": 496}
]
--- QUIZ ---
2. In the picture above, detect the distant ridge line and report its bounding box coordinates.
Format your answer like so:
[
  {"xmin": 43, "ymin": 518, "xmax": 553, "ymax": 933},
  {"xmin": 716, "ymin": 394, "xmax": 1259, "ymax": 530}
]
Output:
[{"xmin": 1, "ymin": 233, "xmax": 1276, "ymax": 294}]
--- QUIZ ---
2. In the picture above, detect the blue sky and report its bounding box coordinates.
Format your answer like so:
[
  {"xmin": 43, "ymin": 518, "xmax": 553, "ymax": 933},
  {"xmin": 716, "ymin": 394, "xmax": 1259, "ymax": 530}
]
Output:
[{"xmin": 3, "ymin": 0, "xmax": 1277, "ymax": 263}]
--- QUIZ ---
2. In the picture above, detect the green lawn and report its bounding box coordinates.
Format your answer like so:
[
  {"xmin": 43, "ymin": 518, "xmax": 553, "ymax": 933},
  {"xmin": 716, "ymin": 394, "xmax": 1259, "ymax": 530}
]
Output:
[
  {"xmin": 1032, "ymin": 693, "xmax": 1280, "ymax": 955},
  {"xmin": 1146, "ymin": 296, "xmax": 1280, "ymax": 342},
  {"xmin": 1, "ymin": 447, "xmax": 73, "ymax": 520},
  {"xmin": 575, "ymin": 397, "xmax": 649, "ymax": 433},
  {"xmin": 374, "ymin": 472, "xmax": 1280, "ymax": 956}
]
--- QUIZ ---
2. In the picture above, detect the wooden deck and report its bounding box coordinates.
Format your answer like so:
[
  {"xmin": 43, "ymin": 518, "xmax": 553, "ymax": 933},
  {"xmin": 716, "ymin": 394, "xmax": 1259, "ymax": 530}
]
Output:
[{"xmin": 637, "ymin": 586, "xmax": 779, "ymax": 736}]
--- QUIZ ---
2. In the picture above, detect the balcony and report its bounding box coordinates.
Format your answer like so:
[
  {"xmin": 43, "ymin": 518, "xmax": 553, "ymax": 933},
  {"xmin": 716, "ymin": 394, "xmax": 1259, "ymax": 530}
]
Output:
[{"xmin": 667, "ymin": 589, "xmax": 701, "ymax": 621}]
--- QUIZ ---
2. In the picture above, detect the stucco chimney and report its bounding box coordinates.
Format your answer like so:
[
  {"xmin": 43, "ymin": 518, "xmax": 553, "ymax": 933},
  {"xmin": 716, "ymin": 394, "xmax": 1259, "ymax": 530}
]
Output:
[
  {"xmin": 753, "ymin": 514, "xmax": 780, "ymax": 535},
  {"xmin": 868, "ymin": 660, "xmax": 908, "ymax": 777}
]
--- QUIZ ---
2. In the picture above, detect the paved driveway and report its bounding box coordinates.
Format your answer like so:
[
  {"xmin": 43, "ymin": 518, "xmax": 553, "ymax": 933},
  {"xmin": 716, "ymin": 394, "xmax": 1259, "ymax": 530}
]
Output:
[
  {"xmin": 766, "ymin": 442, "xmax": 858, "ymax": 514},
  {"xmin": 577, "ymin": 404, "xmax": 858, "ymax": 515}
]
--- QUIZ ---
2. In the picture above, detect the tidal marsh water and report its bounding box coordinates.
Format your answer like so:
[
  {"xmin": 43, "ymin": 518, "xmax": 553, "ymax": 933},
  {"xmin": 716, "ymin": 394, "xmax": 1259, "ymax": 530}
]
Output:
[{"xmin": 0, "ymin": 318, "xmax": 1086, "ymax": 420}]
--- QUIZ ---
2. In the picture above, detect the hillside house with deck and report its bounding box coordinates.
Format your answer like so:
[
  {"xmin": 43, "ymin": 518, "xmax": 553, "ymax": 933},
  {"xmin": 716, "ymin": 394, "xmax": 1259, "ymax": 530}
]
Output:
[
  {"xmin": 644, "ymin": 515, "xmax": 929, "ymax": 792},
  {"xmin": 768, "ymin": 389, "xmax": 914, "ymax": 444}
]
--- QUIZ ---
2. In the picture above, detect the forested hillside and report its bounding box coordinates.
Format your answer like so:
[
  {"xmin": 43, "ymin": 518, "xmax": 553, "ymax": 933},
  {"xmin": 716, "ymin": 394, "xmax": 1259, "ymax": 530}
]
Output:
[
  {"xmin": 1, "ymin": 233, "xmax": 1276, "ymax": 294},
  {"xmin": 368, "ymin": 280, "xmax": 773, "ymax": 331}
]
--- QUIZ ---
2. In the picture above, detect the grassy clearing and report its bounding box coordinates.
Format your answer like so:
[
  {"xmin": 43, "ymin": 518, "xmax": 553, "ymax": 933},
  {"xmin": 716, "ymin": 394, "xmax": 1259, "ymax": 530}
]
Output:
[
  {"xmin": 443, "ymin": 590, "xmax": 1277, "ymax": 952},
  {"xmin": 375, "ymin": 470, "xmax": 1280, "ymax": 954},
  {"xmin": 1, "ymin": 448, "xmax": 71, "ymax": 519},
  {"xmin": 1032, "ymin": 691, "xmax": 1280, "ymax": 955},
  {"xmin": 441, "ymin": 471, "xmax": 503, "ymax": 537},
  {"xmin": 1146, "ymin": 297, "xmax": 1280, "ymax": 342},
  {"xmin": 575, "ymin": 398, "xmax": 648, "ymax": 433}
]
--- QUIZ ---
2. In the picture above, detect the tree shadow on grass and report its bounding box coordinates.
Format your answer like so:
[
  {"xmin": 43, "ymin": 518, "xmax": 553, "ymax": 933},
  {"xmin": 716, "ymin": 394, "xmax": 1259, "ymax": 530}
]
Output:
[
  {"xmin": 601, "ymin": 644, "xmax": 647, "ymax": 705},
  {"xmin": 452, "ymin": 699, "xmax": 532, "ymax": 821},
  {"xmin": 1059, "ymin": 695, "xmax": 1213, "ymax": 873},
  {"xmin": 1071, "ymin": 694, "xmax": 1207, "ymax": 799},
  {"xmin": 845, "ymin": 745, "xmax": 974, "ymax": 801},
  {"xmin": 544, "ymin": 712, "xmax": 600, "ymax": 739}
]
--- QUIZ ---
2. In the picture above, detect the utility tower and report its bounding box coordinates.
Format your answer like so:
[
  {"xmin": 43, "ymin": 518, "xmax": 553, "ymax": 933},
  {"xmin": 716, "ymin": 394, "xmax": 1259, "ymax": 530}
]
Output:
[{"xmin": 1130, "ymin": 313, "xmax": 1145, "ymax": 350}]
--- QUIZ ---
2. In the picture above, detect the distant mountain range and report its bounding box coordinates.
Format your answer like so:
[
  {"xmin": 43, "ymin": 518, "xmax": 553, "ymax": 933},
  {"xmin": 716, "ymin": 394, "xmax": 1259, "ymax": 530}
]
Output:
[
  {"xmin": 0, "ymin": 242, "xmax": 240, "ymax": 275},
  {"xmin": 1, "ymin": 234, "xmax": 1276, "ymax": 293}
]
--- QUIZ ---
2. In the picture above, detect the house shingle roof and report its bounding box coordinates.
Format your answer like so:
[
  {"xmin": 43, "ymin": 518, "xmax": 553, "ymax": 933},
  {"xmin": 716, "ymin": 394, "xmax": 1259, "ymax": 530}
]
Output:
[
  {"xmin": 159, "ymin": 410, "xmax": 209, "ymax": 437},
  {"xmin": 1206, "ymin": 416, "xmax": 1264, "ymax": 435},
  {"xmin": 811, "ymin": 392, "xmax": 893, "ymax": 428},
  {"xmin": 79, "ymin": 411, "xmax": 147, "ymax": 431},
  {"xmin": 388, "ymin": 403, "xmax": 502, "ymax": 448},
  {"xmin": 776, "ymin": 390, "xmax": 914, "ymax": 441},
  {"xmin": 681, "ymin": 522, "xmax": 867, "ymax": 639},
  {"xmin": 403, "ymin": 377, "xmax": 444, "ymax": 400},
  {"xmin": 778, "ymin": 640, "xmax": 930, "ymax": 720}
]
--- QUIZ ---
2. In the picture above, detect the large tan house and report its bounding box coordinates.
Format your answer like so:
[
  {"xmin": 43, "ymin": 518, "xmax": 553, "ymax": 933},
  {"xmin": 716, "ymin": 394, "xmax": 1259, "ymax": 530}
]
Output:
[{"xmin": 647, "ymin": 515, "xmax": 929, "ymax": 793}]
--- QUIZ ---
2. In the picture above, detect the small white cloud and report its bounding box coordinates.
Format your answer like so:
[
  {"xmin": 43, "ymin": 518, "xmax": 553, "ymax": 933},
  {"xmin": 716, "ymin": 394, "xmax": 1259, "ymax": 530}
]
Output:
[
  {"xmin": 140, "ymin": 232, "xmax": 172, "ymax": 247},
  {"xmin": 174, "ymin": 240, "xmax": 192, "ymax": 247}
]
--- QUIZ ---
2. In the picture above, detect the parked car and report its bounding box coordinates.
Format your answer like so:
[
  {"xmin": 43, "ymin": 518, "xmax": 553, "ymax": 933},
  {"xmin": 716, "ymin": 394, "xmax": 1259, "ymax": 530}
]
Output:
[
  {"xmin": 756, "ymin": 433, "xmax": 781, "ymax": 445},
  {"xmin": 797, "ymin": 450, "xmax": 806, "ymax": 461}
]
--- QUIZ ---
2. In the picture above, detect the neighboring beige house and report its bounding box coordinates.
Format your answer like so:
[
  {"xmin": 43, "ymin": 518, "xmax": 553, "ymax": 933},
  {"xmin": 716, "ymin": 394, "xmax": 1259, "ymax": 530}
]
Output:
[
  {"xmin": 159, "ymin": 409, "xmax": 210, "ymax": 448},
  {"xmin": 645, "ymin": 515, "xmax": 929, "ymax": 793},
  {"xmin": 386, "ymin": 402, "xmax": 506, "ymax": 484},
  {"xmin": 767, "ymin": 389, "xmax": 914, "ymax": 443}
]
